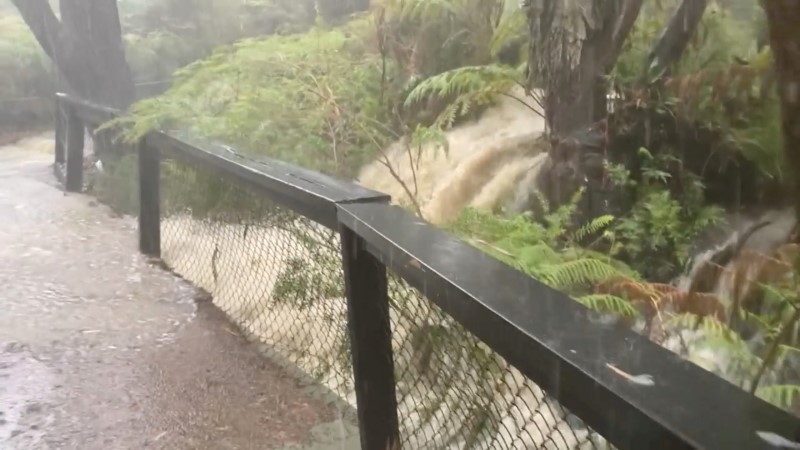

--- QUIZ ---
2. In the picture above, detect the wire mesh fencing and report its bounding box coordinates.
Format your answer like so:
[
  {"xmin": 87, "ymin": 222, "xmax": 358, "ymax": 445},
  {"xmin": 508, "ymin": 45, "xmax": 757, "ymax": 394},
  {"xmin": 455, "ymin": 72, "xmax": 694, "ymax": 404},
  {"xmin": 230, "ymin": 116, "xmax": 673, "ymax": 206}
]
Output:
[
  {"xmin": 84, "ymin": 150, "xmax": 612, "ymax": 450},
  {"xmin": 385, "ymin": 274, "xmax": 609, "ymax": 450},
  {"xmin": 157, "ymin": 157, "xmax": 358, "ymax": 409}
]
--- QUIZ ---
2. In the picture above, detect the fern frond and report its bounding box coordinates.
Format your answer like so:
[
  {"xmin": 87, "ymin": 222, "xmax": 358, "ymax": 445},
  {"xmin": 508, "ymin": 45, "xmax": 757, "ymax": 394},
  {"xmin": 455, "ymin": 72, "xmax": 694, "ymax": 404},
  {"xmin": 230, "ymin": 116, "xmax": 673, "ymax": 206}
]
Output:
[
  {"xmin": 578, "ymin": 294, "xmax": 638, "ymax": 318},
  {"xmin": 516, "ymin": 243, "xmax": 561, "ymax": 269},
  {"xmin": 404, "ymin": 64, "xmax": 523, "ymax": 128},
  {"xmin": 757, "ymin": 384, "xmax": 800, "ymax": 410},
  {"xmin": 659, "ymin": 291, "xmax": 726, "ymax": 320},
  {"xmin": 597, "ymin": 277, "xmax": 673, "ymax": 302},
  {"xmin": 540, "ymin": 258, "xmax": 621, "ymax": 289},
  {"xmin": 572, "ymin": 214, "xmax": 615, "ymax": 243}
]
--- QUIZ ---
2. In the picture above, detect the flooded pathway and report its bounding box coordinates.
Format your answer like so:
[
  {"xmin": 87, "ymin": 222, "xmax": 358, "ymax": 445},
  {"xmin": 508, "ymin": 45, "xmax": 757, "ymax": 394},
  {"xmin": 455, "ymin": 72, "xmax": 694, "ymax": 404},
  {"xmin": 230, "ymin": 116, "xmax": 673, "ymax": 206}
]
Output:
[{"xmin": 0, "ymin": 134, "xmax": 356, "ymax": 450}]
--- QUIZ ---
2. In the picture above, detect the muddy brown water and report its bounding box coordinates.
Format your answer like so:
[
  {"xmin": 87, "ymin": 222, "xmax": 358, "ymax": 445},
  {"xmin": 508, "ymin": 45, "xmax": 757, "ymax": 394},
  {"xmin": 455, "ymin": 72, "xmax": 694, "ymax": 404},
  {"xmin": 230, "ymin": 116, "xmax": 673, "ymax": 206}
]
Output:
[{"xmin": 0, "ymin": 135, "xmax": 357, "ymax": 449}]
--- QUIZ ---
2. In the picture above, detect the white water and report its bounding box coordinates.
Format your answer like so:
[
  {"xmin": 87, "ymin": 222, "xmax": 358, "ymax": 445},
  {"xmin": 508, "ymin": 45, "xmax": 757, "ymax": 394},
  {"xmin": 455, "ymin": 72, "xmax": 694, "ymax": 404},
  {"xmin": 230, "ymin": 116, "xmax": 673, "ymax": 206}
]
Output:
[
  {"xmin": 358, "ymin": 87, "xmax": 548, "ymax": 224},
  {"xmin": 666, "ymin": 208, "xmax": 797, "ymax": 383}
]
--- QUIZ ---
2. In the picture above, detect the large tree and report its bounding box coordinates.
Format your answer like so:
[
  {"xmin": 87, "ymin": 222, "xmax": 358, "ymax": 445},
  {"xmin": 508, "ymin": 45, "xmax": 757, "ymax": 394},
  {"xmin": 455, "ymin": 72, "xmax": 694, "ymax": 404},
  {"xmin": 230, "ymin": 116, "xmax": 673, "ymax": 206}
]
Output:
[
  {"xmin": 761, "ymin": 0, "xmax": 800, "ymax": 221},
  {"xmin": 522, "ymin": 0, "xmax": 643, "ymax": 209},
  {"xmin": 12, "ymin": 0, "xmax": 135, "ymax": 110},
  {"xmin": 522, "ymin": 0, "xmax": 716, "ymax": 213},
  {"xmin": 525, "ymin": 0, "xmax": 644, "ymax": 137}
]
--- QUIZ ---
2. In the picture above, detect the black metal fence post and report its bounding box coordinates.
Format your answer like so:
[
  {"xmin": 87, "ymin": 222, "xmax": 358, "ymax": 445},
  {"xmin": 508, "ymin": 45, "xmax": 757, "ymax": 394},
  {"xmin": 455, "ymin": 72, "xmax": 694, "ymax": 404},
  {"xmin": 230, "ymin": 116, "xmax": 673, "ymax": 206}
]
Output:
[
  {"xmin": 340, "ymin": 225, "xmax": 400, "ymax": 450},
  {"xmin": 54, "ymin": 100, "xmax": 66, "ymax": 167},
  {"xmin": 138, "ymin": 138, "xmax": 161, "ymax": 257},
  {"xmin": 64, "ymin": 106, "xmax": 84, "ymax": 192}
]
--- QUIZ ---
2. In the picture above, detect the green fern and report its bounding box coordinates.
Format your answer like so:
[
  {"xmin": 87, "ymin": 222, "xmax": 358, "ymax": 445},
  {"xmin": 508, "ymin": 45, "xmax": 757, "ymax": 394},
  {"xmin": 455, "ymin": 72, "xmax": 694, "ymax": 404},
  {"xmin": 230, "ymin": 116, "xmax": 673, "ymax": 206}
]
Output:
[
  {"xmin": 539, "ymin": 258, "xmax": 622, "ymax": 290},
  {"xmin": 577, "ymin": 294, "xmax": 638, "ymax": 319},
  {"xmin": 448, "ymin": 204, "xmax": 637, "ymax": 322},
  {"xmin": 757, "ymin": 384, "xmax": 800, "ymax": 411},
  {"xmin": 571, "ymin": 214, "xmax": 615, "ymax": 244},
  {"xmin": 404, "ymin": 64, "xmax": 524, "ymax": 128}
]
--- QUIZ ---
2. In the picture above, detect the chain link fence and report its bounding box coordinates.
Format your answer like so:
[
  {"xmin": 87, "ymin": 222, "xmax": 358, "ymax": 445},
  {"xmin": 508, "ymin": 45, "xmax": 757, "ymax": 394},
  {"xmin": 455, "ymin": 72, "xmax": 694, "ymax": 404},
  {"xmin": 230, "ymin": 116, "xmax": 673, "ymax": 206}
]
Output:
[
  {"xmin": 53, "ymin": 92, "xmax": 800, "ymax": 450},
  {"xmin": 386, "ymin": 275, "xmax": 607, "ymax": 449},
  {"xmin": 157, "ymin": 158, "xmax": 358, "ymax": 409},
  {"xmin": 80, "ymin": 147, "xmax": 610, "ymax": 449}
]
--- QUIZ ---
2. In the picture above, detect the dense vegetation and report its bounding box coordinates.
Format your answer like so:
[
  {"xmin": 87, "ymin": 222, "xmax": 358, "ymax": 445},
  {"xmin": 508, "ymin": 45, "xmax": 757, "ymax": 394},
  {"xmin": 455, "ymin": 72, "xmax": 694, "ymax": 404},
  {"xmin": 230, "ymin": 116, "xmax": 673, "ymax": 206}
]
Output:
[
  {"xmin": 6, "ymin": 0, "xmax": 800, "ymax": 419},
  {"xmin": 0, "ymin": 0, "xmax": 340, "ymax": 131}
]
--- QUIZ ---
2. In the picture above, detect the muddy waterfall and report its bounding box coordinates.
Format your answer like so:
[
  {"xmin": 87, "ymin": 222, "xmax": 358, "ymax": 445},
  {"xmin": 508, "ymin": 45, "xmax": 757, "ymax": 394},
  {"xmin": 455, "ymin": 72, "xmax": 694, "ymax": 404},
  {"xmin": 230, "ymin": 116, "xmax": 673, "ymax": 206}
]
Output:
[{"xmin": 357, "ymin": 87, "xmax": 549, "ymax": 224}]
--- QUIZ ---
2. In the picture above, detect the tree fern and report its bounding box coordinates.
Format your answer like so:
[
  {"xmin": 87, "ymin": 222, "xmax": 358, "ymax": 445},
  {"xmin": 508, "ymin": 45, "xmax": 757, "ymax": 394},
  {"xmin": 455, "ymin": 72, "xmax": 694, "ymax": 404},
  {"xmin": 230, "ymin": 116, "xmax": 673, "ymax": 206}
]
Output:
[
  {"xmin": 577, "ymin": 294, "xmax": 638, "ymax": 318},
  {"xmin": 404, "ymin": 64, "xmax": 524, "ymax": 128}
]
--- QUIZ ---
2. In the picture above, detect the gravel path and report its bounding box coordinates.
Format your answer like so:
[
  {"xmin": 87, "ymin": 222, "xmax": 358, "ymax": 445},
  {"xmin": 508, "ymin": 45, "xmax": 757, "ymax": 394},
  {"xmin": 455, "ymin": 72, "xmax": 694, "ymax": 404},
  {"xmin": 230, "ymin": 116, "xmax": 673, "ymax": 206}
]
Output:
[{"xmin": 0, "ymin": 134, "xmax": 357, "ymax": 450}]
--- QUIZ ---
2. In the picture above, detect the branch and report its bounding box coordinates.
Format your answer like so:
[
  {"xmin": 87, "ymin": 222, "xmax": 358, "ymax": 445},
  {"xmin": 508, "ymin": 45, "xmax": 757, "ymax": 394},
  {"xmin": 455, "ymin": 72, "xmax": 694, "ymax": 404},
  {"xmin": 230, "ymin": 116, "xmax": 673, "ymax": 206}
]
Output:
[
  {"xmin": 10, "ymin": 0, "xmax": 63, "ymax": 63},
  {"xmin": 645, "ymin": 0, "xmax": 709, "ymax": 81},
  {"xmin": 600, "ymin": 0, "xmax": 646, "ymax": 72},
  {"xmin": 750, "ymin": 302, "xmax": 800, "ymax": 395}
]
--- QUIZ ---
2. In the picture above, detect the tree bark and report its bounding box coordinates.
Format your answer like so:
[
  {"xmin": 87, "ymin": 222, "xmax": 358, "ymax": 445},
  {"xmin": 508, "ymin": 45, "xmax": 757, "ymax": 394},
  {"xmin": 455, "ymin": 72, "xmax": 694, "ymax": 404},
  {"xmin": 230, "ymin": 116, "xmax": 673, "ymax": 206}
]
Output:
[
  {"xmin": 526, "ymin": 0, "xmax": 644, "ymax": 137},
  {"xmin": 524, "ymin": 0, "xmax": 643, "ymax": 210},
  {"xmin": 12, "ymin": 0, "xmax": 135, "ymax": 110},
  {"xmin": 761, "ymin": 0, "xmax": 800, "ymax": 223},
  {"xmin": 645, "ymin": 0, "xmax": 709, "ymax": 81}
]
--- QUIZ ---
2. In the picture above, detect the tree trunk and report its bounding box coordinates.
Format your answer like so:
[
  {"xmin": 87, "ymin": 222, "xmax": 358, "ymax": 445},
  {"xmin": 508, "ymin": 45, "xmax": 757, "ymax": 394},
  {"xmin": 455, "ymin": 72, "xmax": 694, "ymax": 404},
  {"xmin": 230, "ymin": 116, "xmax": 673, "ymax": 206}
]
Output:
[
  {"xmin": 12, "ymin": 0, "xmax": 135, "ymax": 110},
  {"xmin": 645, "ymin": 0, "xmax": 708, "ymax": 80},
  {"xmin": 525, "ymin": 0, "xmax": 643, "ymax": 210},
  {"xmin": 526, "ymin": 0, "xmax": 644, "ymax": 137},
  {"xmin": 761, "ymin": 0, "xmax": 800, "ymax": 223}
]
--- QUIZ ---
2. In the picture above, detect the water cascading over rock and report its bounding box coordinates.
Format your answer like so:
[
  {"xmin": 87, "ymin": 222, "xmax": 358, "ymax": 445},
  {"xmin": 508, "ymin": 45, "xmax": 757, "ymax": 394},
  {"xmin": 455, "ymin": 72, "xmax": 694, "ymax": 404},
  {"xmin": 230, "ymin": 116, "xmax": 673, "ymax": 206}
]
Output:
[
  {"xmin": 664, "ymin": 208, "xmax": 799, "ymax": 383},
  {"xmin": 358, "ymin": 87, "xmax": 549, "ymax": 224}
]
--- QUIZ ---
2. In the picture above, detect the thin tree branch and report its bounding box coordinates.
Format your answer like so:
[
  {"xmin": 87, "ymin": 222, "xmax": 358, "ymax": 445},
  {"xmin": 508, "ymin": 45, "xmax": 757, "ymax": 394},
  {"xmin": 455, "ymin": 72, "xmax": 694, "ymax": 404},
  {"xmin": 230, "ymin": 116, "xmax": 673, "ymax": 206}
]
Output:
[
  {"xmin": 645, "ymin": 0, "xmax": 709, "ymax": 81},
  {"xmin": 750, "ymin": 302, "xmax": 800, "ymax": 394}
]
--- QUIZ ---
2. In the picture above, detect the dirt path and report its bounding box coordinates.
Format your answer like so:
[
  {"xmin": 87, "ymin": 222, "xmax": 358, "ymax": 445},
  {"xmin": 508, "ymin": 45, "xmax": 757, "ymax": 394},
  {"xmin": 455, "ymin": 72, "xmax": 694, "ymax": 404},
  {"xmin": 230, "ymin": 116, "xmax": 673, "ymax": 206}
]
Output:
[{"xmin": 0, "ymin": 134, "xmax": 357, "ymax": 450}]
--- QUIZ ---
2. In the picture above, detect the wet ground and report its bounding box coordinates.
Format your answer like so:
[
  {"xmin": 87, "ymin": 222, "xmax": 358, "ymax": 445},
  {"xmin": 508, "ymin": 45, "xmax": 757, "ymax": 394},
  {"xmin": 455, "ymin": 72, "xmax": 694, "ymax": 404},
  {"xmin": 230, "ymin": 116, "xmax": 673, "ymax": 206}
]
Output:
[{"xmin": 0, "ymin": 135, "xmax": 358, "ymax": 449}]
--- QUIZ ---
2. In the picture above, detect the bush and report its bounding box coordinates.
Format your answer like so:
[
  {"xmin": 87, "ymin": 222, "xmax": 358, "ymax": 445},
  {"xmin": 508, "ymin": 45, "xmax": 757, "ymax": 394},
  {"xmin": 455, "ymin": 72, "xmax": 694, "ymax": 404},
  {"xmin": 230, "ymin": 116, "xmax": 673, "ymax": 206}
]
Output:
[
  {"xmin": 0, "ymin": 13, "xmax": 54, "ymax": 131},
  {"xmin": 114, "ymin": 20, "xmax": 399, "ymax": 177}
]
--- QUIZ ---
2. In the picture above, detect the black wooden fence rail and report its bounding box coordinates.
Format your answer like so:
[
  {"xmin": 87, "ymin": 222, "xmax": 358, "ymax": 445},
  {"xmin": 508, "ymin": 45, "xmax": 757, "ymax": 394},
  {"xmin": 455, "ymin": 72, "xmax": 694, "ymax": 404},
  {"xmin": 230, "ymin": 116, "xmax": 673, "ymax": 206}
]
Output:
[{"xmin": 54, "ymin": 92, "xmax": 800, "ymax": 450}]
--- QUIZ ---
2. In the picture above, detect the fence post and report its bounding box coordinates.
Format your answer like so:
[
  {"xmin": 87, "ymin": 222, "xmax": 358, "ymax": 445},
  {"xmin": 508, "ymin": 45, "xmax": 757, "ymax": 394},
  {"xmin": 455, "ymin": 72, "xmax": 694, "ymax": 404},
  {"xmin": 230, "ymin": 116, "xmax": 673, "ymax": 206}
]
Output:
[
  {"xmin": 339, "ymin": 225, "xmax": 400, "ymax": 450},
  {"xmin": 138, "ymin": 138, "xmax": 161, "ymax": 257},
  {"xmin": 54, "ymin": 99, "xmax": 65, "ymax": 167},
  {"xmin": 65, "ymin": 106, "xmax": 84, "ymax": 192}
]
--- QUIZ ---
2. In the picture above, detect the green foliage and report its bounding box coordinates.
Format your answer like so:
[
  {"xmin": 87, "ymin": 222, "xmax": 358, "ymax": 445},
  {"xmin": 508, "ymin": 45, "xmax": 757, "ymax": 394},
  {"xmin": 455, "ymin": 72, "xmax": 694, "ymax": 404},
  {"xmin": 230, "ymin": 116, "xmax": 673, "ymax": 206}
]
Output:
[
  {"xmin": 377, "ymin": 0, "xmax": 512, "ymax": 79},
  {"xmin": 757, "ymin": 385, "xmax": 800, "ymax": 411},
  {"xmin": 404, "ymin": 64, "xmax": 524, "ymax": 128},
  {"xmin": 448, "ymin": 193, "xmax": 638, "ymax": 319},
  {"xmin": 608, "ymin": 148, "xmax": 724, "ymax": 281},
  {"xmin": 383, "ymin": 2, "xmax": 530, "ymax": 128},
  {"xmin": 0, "ymin": 14, "xmax": 51, "ymax": 98},
  {"xmin": 112, "ymin": 22, "xmax": 397, "ymax": 177},
  {"xmin": 124, "ymin": 30, "xmax": 194, "ymax": 83},
  {"xmin": 611, "ymin": 2, "xmax": 783, "ymax": 184},
  {"xmin": 0, "ymin": 12, "xmax": 53, "ymax": 130}
]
